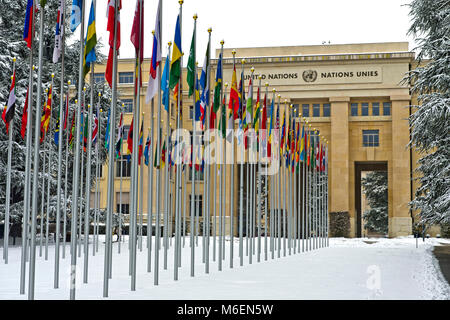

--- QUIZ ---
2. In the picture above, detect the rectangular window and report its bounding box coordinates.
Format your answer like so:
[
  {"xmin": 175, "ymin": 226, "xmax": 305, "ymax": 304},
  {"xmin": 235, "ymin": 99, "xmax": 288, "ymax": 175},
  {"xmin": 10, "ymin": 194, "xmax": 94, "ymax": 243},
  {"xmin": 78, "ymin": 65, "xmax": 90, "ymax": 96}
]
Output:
[
  {"xmin": 302, "ymin": 104, "xmax": 310, "ymax": 117},
  {"xmin": 93, "ymin": 73, "xmax": 105, "ymax": 84},
  {"xmin": 362, "ymin": 130, "xmax": 380, "ymax": 147},
  {"xmin": 313, "ymin": 104, "xmax": 320, "ymax": 117},
  {"xmin": 351, "ymin": 103, "xmax": 358, "ymax": 116},
  {"xmin": 383, "ymin": 102, "xmax": 391, "ymax": 116},
  {"xmin": 189, "ymin": 195, "xmax": 203, "ymax": 217},
  {"xmin": 292, "ymin": 104, "xmax": 300, "ymax": 118},
  {"xmin": 323, "ymin": 103, "xmax": 330, "ymax": 117},
  {"xmin": 121, "ymin": 99, "xmax": 133, "ymax": 113},
  {"xmin": 372, "ymin": 103, "xmax": 380, "ymax": 116},
  {"xmin": 119, "ymin": 72, "xmax": 134, "ymax": 84},
  {"xmin": 189, "ymin": 105, "xmax": 194, "ymax": 120},
  {"xmin": 116, "ymin": 156, "xmax": 132, "ymax": 177},
  {"xmin": 116, "ymin": 204, "xmax": 130, "ymax": 215},
  {"xmin": 123, "ymin": 125, "xmax": 131, "ymax": 142},
  {"xmin": 361, "ymin": 103, "xmax": 369, "ymax": 116}
]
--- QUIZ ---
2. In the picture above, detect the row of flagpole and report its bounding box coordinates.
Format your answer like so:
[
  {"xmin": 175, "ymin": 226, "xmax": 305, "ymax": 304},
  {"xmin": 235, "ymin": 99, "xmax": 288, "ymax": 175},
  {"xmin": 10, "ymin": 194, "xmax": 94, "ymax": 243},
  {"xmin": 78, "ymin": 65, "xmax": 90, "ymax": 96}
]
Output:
[{"xmin": 0, "ymin": 0, "xmax": 332, "ymax": 300}]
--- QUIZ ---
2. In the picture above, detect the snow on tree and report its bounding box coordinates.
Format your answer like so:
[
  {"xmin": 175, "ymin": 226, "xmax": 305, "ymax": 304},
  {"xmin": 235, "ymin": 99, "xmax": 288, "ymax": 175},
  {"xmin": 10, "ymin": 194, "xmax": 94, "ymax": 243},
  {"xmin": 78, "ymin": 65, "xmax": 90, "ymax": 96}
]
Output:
[
  {"xmin": 362, "ymin": 171, "xmax": 388, "ymax": 234},
  {"xmin": 0, "ymin": 0, "xmax": 121, "ymax": 234},
  {"xmin": 406, "ymin": 0, "xmax": 450, "ymax": 226}
]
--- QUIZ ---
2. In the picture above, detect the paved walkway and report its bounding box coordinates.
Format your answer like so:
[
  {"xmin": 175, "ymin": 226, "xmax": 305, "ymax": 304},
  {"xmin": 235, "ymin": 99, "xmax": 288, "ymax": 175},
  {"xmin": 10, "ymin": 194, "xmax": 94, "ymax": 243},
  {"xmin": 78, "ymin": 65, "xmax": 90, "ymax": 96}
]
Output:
[{"xmin": 433, "ymin": 244, "xmax": 450, "ymax": 286}]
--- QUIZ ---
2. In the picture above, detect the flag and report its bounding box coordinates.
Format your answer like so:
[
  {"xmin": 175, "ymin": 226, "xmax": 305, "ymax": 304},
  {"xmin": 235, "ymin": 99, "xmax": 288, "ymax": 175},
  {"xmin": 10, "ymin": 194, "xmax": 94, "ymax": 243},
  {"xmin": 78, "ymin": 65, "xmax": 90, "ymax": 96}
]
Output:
[
  {"xmin": 68, "ymin": 109, "xmax": 76, "ymax": 149},
  {"xmin": 268, "ymin": 98, "xmax": 275, "ymax": 158},
  {"xmin": 127, "ymin": 117, "xmax": 134, "ymax": 156},
  {"xmin": 194, "ymin": 77, "xmax": 202, "ymax": 124},
  {"xmin": 145, "ymin": 0, "xmax": 161, "ymax": 103},
  {"xmin": 23, "ymin": 0, "xmax": 34, "ymax": 49},
  {"xmin": 53, "ymin": 0, "xmax": 65, "ymax": 63},
  {"xmin": 21, "ymin": 87, "xmax": 30, "ymax": 139},
  {"xmin": 138, "ymin": 120, "xmax": 143, "ymax": 165},
  {"xmin": 54, "ymin": 111, "xmax": 60, "ymax": 145},
  {"xmin": 200, "ymin": 42, "xmax": 210, "ymax": 127},
  {"xmin": 229, "ymin": 65, "xmax": 239, "ymax": 120},
  {"xmin": 40, "ymin": 86, "xmax": 52, "ymax": 144},
  {"xmin": 161, "ymin": 53, "xmax": 170, "ymax": 112},
  {"xmin": 2, "ymin": 70, "xmax": 16, "ymax": 128},
  {"xmin": 253, "ymin": 87, "xmax": 261, "ymax": 132},
  {"xmin": 105, "ymin": 108, "xmax": 111, "ymax": 151},
  {"xmin": 63, "ymin": 94, "xmax": 69, "ymax": 130},
  {"xmin": 92, "ymin": 104, "xmax": 99, "ymax": 145},
  {"xmin": 300, "ymin": 126, "xmax": 305, "ymax": 162},
  {"xmin": 70, "ymin": 0, "xmax": 83, "ymax": 32},
  {"xmin": 115, "ymin": 112, "xmax": 123, "ymax": 158},
  {"xmin": 169, "ymin": 14, "xmax": 182, "ymax": 90},
  {"xmin": 130, "ymin": 0, "xmax": 144, "ymax": 95},
  {"xmin": 105, "ymin": 0, "xmax": 122, "ymax": 88},
  {"xmin": 144, "ymin": 132, "xmax": 150, "ymax": 166},
  {"xmin": 83, "ymin": 0, "xmax": 97, "ymax": 78},
  {"xmin": 219, "ymin": 96, "xmax": 227, "ymax": 139},
  {"xmin": 306, "ymin": 131, "xmax": 310, "ymax": 167},
  {"xmin": 246, "ymin": 77, "xmax": 253, "ymax": 128},
  {"xmin": 212, "ymin": 53, "xmax": 222, "ymax": 116},
  {"xmin": 316, "ymin": 140, "xmax": 320, "ymax": 171},
  {"xmin": 186, "ymin": 22, "xmax": 196, "ymax": 97},
  {"xmin": 161, "ymin": 140, "xmax": 166, "ymax": 169},
  {"xmin": 83, "ymin": 110, "xmax": 88, "ymax": 152},
  {"xmin": 260, "ymin": 93, "xmax": 267, "ymax": 158}
]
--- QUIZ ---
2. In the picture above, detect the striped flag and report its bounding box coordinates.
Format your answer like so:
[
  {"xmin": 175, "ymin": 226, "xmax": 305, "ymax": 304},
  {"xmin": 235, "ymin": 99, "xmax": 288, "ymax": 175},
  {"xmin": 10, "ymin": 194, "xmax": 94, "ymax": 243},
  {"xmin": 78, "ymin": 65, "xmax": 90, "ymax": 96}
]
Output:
[
  {"xmin": 144, "ymin": 132, "xmax": 151, "ymax": 166},
  {"xmin": 92, "ymin": 103, "xmax": 99, "ymax": 145},
  {"xmin": 105, "ymin": 0, "xmax": 122, "ymax": 88},
  {"xmin": 145, "ymin": 0, "xmax": 161, "ymax": 103},
  {"xmin": 21, "ymin": 87, "xmax": 30, "ymax": 139},
  {"xmin": 169, "ymin": 14, "xmax": 182, "ymax": 89},
  {"xmin": 130, "ymin": 0, "xmax": 144, "ymax": 95},
  {"xmin": 229, "ymin": 64, "xmax": 240, "ymax": 120},
  {"xmin": 53, "ymin": 0, "xmax": 65, "ymax": 63},
  {"xmin": 115, "ymin": 112, "xmax": 123, "ymax": 159},
  {"xmin": 68, "ymin": 109, "xmax": 76, "ymax": 149},
  {"xmin": 70, "ymin": 0, "xmax": 83, "ymax": 32},
  {"xmin": 40, "ymin": 86, "xmax": 52, "ymax": 144},
  {"xmin": 83, "ymin": 0, "xmax": 97, "ymax": 77},
  {"xmin": 161, "ymin": 53, "xmax": 170, "ymax": 112},
  {"xmin": 2, "ymin": 71, "xmax": 16, "ymax": 130},
  {"xmin": 63, "ymin": 94, "xmax": 69, "ymax": 130},
  {"xmin": 138, "ymin": 120, "xmax": 144, "ymax": 165},
  {"xmin": 23, "ymin": 0, "xmax": 34, "ymax": 49}
]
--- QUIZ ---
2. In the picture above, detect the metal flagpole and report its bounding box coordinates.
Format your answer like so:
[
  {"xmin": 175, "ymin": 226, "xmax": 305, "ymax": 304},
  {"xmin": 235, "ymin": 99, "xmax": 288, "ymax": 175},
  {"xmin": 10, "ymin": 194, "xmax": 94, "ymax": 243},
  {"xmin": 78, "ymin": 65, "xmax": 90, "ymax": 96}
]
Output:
[
  {"xmin": 103, "ymin": 0, "xmax": 118, "ymax": 297},
  {"xmin": 301, "ymin": 120, "xmax": 305, "ymax": 253},
  {"xmin": 288, "ymin": 106, "xmax": 293, "ymax": 256},
  {"xmin": 93, "ymin": 99, "xmax": 100, "ymax": 256},
  {"xmin": 189, "ymin": 17, "xmax": 197, "ymax": 276},
  {"xmin": 40, "ymin": 148, "xmax": 45, "ymax": 258},
  {"xmin": 45, "ymin": 102, "xmax": 54, "ymax": 261},
  {"xmin": 238, "ymin": 59, "xmax": 246, "ymax": 267},
  {"xmin": 282, "ymin": 100, "xmax": 288, "ymax": 257},
  {"xmin": 215, "ymin": 48, "xmax": 222, "ymax": 262},
  {"xmin": 83, "ymin": 102, "xmax": 93, "ymax": 282},
  {"xmin": 63, "ymin": 94, "xmax": 71, "ymax": 258},
  {"xmin": 263, "ymin": 84, "xmax": 269, "ymax": 261},
  {"xmin": 139, "ymin": 122, "xmax": 144, "ymax": 252},
  {"xmin": 78, "ymin": 91, "xmax": 86, "ymax": 259},
  {"xmin": 277, "ymin": 95, "xmax": 281, "ymax": 258},
  {"xmin": 219, "ymin": 82, "xmax": 228, "ymax": 271},
  {"xmin": 20, "ymin": 2, "xmax": 36, "ymax": 292},
  {"xmin": 147, "ymin": 107, "xmax": 154, "ymax": 273},
  {"xmin": 256, "ymin": 78, "xmax": 262, "ymax": 263}
]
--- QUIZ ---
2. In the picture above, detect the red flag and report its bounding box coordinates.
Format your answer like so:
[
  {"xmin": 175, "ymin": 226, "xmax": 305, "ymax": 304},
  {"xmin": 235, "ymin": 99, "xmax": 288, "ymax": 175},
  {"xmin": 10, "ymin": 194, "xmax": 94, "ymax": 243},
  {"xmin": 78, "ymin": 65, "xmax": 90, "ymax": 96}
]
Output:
[
  {"xmin": 130, "ymin": 0, "xmax": 144, "ymax": 95},
  {"xmin": 228, "ymin": 65, "xmax": 240, "ymax": 120},
  {"xmin": 105, "ymin": 0, "xmax": 122, "ymax": 88},
  {"xmin": 63, "ymin": 94, "xmax": 69, "ymax": 130},
  {"xmin": 21, "ymin": 87, "xmax": 30, "ymax": 139},
  {"xmin": 127, "ymin": 117, "xmax": 134, "ymax": 155}
]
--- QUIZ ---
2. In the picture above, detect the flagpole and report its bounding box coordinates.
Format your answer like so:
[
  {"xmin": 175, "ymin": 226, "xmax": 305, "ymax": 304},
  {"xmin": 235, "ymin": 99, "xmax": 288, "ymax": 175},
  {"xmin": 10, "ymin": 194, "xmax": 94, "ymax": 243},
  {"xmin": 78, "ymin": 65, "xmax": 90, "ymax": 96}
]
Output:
[
  {"xmin": 40, "ymin": 147, "xmax": 45, "ymax": 258},
  {"xmin": 263, "ymin": 84, "xmax": 269, "ymax": 261},
  {"xmin": 93, "ymin": 100, "xmax": 101, "ymax": 257},
  {"xmin": 189, "ymin": 16, "xmax": 198, "ymax": 276},
  {"xmin": 3, "ymin": 58, "xmax": 16, "ymax": 264},
  {"xmin": 45, "ymin": 79, "xmax": 55, "ymax": 261},
  {"xmin": 103, "ymin": 0, "xmax": 118, "ymax": 298},
  {"xmin": 153, "ymin": 12, "xmax": 164, "ymax": 286},
  {"xmin": 238, "ymin": 58, "xmax": 246, "ymax": 267},
  {"xmin": 20, "ymin": 1, "xmax": 36, "ymax": 293},
  {"xmin": 28, "ymin": 1, "xmax": 48, "ymax": 300},
  {"xmin": 220, "ymin": 82, "xmax": 228, "ymax": 271},
  {"xmin": 63, "ymin": 93, "xmax": 71, "ymax": 259},
  {"xmin": 139, "ymin": 118, "xmax": 144, "ymax": 253}
]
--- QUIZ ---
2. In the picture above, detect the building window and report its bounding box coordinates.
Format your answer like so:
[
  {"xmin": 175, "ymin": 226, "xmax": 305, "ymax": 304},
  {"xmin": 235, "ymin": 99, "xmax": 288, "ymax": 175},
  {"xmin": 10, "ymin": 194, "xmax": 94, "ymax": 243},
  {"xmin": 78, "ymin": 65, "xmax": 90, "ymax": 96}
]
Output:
[
  {"xmin": 116, "ymin": 203, "xmax": 130, "ymax": 215},
  {"xmin": 119, "ymin": 72, "xmax": 134, "ymax": 84},
  {"xmin": 116, "ymin": 155, "xmax": 132, "ymax": 177},
  {"xmin": 189, "ymin": 195, "xmax": 203, "ymax": 217},
  {"xmin": 302, "ymin": 104, "xmax": 310, "ymax": 117},
  {"xmin": 383, "ymin": 102, "xmax": 391, "ymax": 116},
  {"xmin": 123, "ymin": 125, "xmax": 131, "ymax": 141},
  {"xmin": 372, "ymin": 103, "xmax": 380, "ymax": 116},
  {"xmin": 189, "ymin": 105, "xmax": 194, "ymax": 120},
  {"xmin": 121, "ymin": 99, "xmax": 133, "ymax": 113},
  {"xmin": 93, "ymin": 73, "xmax": 105, "ymax": 84},
  {"xmin": 189, "ymin": 167, "xmax": 204, "ymax": 181},
  {"xmin": 351, "ymin": 103, "xmax": 358, "ymax": 116},
  {"xmin": 362, "ymin": 130, "xmax": 379, "ymax": 147},
  {"xmin": 361, "ymin": 103, "xmax": 369, "ymax": 116},
  {"xmin": 313, "ymin": 104, "xmax": 320, "ymax": 117},
  {"xmin": 292, "ymin": 104, "xmax": 300, "ymax": 118},
  {"xmin": 308, "ymin": 130, "xmax": 320, "ymax": 141},
  {"xmin": 323, "ymin": 103, "xmax": 330, "ymax": 117}
]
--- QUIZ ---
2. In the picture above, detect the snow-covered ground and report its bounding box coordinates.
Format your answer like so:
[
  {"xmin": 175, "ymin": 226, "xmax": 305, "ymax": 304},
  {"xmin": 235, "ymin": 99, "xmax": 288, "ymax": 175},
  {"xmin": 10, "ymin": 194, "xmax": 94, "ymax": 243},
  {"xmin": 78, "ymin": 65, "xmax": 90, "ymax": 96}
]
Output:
[{"xmin": 0, "ymin": 236, "xmax": 449, "ymax": 300}]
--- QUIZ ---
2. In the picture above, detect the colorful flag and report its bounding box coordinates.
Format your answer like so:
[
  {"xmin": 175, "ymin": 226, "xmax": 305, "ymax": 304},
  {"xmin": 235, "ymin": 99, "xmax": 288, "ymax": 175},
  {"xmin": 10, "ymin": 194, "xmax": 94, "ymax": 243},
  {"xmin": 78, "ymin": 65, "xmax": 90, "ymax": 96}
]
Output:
[
  {"xmin": 145, "ymin": 0, "xmax": 161, "ymax": 103},
  {"xmin": 127, "ymin": 117, "xmax": 134, "ymax": 156},
  {"xmin": 63, "ymin": 94, "xmax": 69, "ymax": 130},
  {"xmin": 212, "ymin": 53, "xmax": 222, "ymax": 117},
  {"xmin": 2, "ymin": 70, "xmax": 16, "ymax": 129},
  {"xmin": 68, "ymin": 109, "xmax": 76, "ymax": 149},
  {"xmin": 40, "ymin": 86, "xmax": 52, "ymax": 144},
  {"xmin": 169, "ymin": 14, "xmax": 182, "ymax": 90},
  {"xmin": 200, "ymin": 41, "xmax": 210, "ymax": 127},
  {"xmin": 83, "ymin": 110, "xmax": 88, "ymax": 152},
  {"xmin": 260, "ymin": 93, "xmax": 268, "ymax": 158},
  {"xmin": 105, "ymin": 108, "xmax": 111, "ymax": 152},
  {"xmin": 53, "ymin": 0, "xmax": 65, "ymax": 63},
  {"xmin": 300, "ymin": 126, "xmax": 305, "ymax": 162},
  {"xmin": 229, "ymin": 64, "xmax": 240, "ymax": 120},
  {"xmin": 186, "ymin": 22, "xmax": 196, "ymax": 97},
  {"xmin": 268, "ymin": 98, "xmax": 275, "ymax": 158},
  {"xmin": 54, "ymin": 111, "xmax": 60, "ymax": 145},
  {"xmin": 253, "ymin": 87, "xmax": 261, "ymax": 132},
  {"xmin": 246, "ymin": 77, "xmax": 253, "ymax": 128},
  {"xmin": 23, "ymin": 0, "xmax": 34, "ymax": 49},
  {"xmin": 92, "ymin": 103, "xmax": 99, "ymax": 145},
  {"xmin": 194, "ymin": 77, "xmax": 202, "ymax": 124},
  {"xmin": 130, "ymin": 0, "xmax": 144, "ymax": 95},
  {"xmin": 115, "ymin": 112, "xmax": 123, "ymax": 158},
  {"xmin": 105, "ymin": 0, "xmax": 122, "ymax": 88},
  {"xmin": 83, "ymin": 0, "xmax": 97, "ymax": 77},
  {"xmin": 138, "ymin": 120, "xmax": 143, "ymax": 165},
  {"xmin": 21, "ymin": 87, "xmax": 30, "ymax": 139},
  {"xmin": 70, "ymin": 0, "xmax": 83, "ymax": 32},
  {"xmin": 161, "ymin": 53, "xmax": 170, "ymax": 112},
  {"xmin": 144, "ymin": 132, "xmax": 150, "ymax": 166}
]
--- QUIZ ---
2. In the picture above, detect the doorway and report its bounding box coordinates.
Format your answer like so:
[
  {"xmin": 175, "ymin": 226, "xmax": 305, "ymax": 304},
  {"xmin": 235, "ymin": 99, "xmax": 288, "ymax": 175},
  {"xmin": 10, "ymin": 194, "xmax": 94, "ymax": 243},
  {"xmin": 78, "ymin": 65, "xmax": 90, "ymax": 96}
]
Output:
[{"xmin": 354, "ymin": 162, "xmax": 388, "ymax": 238}]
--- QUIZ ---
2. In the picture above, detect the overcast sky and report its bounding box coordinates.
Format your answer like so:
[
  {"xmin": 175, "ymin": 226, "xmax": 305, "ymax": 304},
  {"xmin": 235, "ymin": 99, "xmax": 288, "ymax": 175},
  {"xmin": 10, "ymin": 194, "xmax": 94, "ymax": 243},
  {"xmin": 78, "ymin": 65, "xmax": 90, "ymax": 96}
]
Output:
[{"xmin": 86, "ymin": 0, "xmax": 416, "ymax": 61}]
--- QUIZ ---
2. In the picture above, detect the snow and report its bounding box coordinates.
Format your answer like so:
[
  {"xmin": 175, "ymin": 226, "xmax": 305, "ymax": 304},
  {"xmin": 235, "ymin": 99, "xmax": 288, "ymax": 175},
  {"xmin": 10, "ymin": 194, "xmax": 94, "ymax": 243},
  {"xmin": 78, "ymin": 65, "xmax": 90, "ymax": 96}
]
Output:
[{"xmin": 0, "ymin": 236, "xmax": 449, "ymax": 300}]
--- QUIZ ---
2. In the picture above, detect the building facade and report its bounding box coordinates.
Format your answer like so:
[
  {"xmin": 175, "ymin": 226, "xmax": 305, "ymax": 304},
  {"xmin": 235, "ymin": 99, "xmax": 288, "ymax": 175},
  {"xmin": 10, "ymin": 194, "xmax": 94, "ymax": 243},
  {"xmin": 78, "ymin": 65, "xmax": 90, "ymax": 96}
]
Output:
[{"xmin": 92, "ymin": 42, "xmax": 418, "ymax": 238}]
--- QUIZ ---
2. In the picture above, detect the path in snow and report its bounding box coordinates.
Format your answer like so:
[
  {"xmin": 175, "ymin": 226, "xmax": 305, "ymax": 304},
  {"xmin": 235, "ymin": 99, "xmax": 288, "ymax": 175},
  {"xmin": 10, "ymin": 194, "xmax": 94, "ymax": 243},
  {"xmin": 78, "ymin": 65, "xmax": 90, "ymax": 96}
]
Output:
[{"xmin": 0, "ymin": 236, "xmax": 449, "ymax": 300}]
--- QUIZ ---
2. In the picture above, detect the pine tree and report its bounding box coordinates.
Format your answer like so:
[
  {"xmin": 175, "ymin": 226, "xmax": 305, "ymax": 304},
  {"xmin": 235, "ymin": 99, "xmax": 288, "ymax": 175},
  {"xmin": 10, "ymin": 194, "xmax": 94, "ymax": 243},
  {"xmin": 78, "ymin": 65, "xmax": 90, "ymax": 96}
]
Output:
[
  {"xmin": 0, "ymin": 0, "xmax": 119, "ymax": 234},
  {"xmin": 406, "ymin": 0, "xmax": 450, "ymax": 226},
  {"xmin": 362, "ymin": 172, "xmax": 388, "ymax": 234}
]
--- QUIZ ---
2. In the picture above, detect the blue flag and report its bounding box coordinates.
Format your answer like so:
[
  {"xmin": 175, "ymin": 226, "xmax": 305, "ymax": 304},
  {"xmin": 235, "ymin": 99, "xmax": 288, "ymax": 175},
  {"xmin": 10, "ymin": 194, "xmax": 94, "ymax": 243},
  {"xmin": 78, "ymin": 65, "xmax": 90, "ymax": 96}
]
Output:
[
  {"xmin": 70, "ymin": 0, "xmax": 83, "ymax": 32},
  {"xmin": 161, "ymin": 53, "xmax": 170, "ymax": 112}
]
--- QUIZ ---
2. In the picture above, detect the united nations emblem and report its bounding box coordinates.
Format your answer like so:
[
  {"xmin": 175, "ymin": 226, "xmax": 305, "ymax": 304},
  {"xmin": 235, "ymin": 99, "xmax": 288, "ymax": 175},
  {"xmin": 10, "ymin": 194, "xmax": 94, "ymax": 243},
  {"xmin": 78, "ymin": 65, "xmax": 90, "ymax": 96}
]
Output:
[{"xmin": 302, "ymin": 70, "xmax": 318, "ymax": 83}]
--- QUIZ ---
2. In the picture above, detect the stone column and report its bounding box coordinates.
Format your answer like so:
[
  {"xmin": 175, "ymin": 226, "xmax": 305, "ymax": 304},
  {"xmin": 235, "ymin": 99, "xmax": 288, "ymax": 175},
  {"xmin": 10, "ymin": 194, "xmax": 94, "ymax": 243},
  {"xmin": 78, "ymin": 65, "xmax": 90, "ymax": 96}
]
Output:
[
  {"xmin": 329, "ymin": 97, "xmax": 352, "ymax": 234},
  {"xmin": 389, "ymin": 95, "xmax": 412, "ymax": 237}
]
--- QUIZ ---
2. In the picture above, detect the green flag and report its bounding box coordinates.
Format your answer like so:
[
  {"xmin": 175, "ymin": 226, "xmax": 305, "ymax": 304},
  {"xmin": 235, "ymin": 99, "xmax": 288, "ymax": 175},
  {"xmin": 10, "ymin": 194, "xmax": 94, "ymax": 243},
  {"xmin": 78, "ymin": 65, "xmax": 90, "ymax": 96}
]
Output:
[
  {"xmin": 169, "ymin": 15, "xmax": 182, "ymax": 90},
  {"xmin": 186, "ymin": 24, "xmax": 196, "ymax": 97}
]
